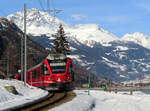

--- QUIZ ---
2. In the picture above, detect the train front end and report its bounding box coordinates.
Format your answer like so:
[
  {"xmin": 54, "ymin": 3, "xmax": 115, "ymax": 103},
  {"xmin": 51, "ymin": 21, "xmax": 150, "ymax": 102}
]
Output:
[{"xmin": 45, "ymin": 54, "xmax": 73, "ymax": 89}]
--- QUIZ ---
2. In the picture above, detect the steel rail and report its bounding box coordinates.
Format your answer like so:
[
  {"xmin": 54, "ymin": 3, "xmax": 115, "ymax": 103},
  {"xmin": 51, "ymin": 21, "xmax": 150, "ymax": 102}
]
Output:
[{"xmin": 14, "ymin": 91, "xmax": 68, "ymax": 111}]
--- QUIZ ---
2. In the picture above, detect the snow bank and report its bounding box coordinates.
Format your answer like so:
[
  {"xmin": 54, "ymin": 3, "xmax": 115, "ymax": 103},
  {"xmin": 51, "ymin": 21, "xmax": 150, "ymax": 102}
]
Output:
[
  {"xmin": 0, "ymin": 79, "xmax": 48, "ymax": 110},
  {"xmin": 49, "ymin": 90, "xmax": 150, "ymax": 111},
  {"xmin": 50, "ymin": 90, "xmax": 95, "ymax": 111},
  {"xmin": 92, "ymin": 90, "xmax": 150, "ymax": 111}
]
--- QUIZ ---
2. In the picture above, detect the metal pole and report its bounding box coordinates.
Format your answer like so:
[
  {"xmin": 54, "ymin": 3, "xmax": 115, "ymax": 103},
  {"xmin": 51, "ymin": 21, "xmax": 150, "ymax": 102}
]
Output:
[
  {"xmin": 30, "ymin": 73, "xmax": 32, "ymax": 86},
  {"xmin": 47, "ymin": 0, "xmax": 50, "ymax": 14},
  {"xmin": 21, "ymin": 35, "xmax": 24, "ymax": 81},
  {"xmin": 24, "ymin": 3, "xmax": 27, "ymax": 86},
  {"xmin": 7, "ymin": 56, "xmax": 9, "ymax": 78},
  {"xmin": 88, "ymin": 75, "xmax": 90, "ymax": 95}
]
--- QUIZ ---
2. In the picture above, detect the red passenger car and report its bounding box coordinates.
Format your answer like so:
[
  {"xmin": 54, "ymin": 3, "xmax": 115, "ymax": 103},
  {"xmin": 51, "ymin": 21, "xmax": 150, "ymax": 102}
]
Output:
[{"xmin": 15, "ymin": 54, "xmax": 74, "ymax": 89}]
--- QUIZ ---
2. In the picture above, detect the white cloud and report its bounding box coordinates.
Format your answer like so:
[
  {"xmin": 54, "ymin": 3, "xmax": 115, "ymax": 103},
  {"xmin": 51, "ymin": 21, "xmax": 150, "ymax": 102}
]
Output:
[
  {"xmin": 71, "ymin": 14, "xmax": 87, "ymax": 21},
  {"xmin": 107, "ymin": 16, "xmax": 130, "ymax": 23}
]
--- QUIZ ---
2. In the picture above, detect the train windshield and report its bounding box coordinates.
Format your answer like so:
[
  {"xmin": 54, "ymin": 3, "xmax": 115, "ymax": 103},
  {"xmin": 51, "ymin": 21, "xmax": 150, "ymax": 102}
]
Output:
[{"xmin": 49, "ymin": 61, "xmax": 66, "ymax": 73}]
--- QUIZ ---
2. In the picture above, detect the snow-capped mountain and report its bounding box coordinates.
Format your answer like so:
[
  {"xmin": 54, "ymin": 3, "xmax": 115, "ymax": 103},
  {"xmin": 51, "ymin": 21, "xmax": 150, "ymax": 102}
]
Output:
[
  {"xmin": 67, "ymin": 24, "xmax": 118, "ymax": 45},
  {"xmin": 122, "ymin": 32, "xmax": 150, "ymax": 49},
  {"xmin": 7, "ymin": 8, "xmax": 67, "ymax": 36},
  {"xmin": 7, "ymin": 9, "xmax": 150, "ymax": 82},
  {"xmin": 7, "ymin": 8, "xmax": 118, "ymax": 46}
]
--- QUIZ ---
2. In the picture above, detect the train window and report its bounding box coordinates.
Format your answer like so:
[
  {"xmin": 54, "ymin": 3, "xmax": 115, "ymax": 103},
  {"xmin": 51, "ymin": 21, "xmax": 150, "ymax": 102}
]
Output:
[
  {"xmin": 48, "ymin": 60, "xmax": 66, "ymax": 74},
  {"xmin": 30, "ymin": 72, "xmax": 32, "ymax": 80},
  {"xmin": 44, "ymin": 70, "xmax": 49, "ymax": 75},
  {"xmin": 31, "ymin": 70, "xmax": 37, "ymax": 79},
  {"xmin": 21, "ymin": 74, "xmax": 24, "ymax": 80},
  {"xmin": 50, "ymin": 65, "xmax": 66, "ymax": 74},
  {"xmin": 37, "ymin": 68, "xmax": 41, "ymax": 79},
  {"xmin": 41, "ymin": 65, "xmax": 44, "ymax": 75},
  {"xmin": 18, "ymin": 74, "xmax": 21, "ymax": 80},
  {"xmin": 68, "ymin": 63, "xmax": 71, "ymax": 74},
  {"xmin": 70, "ymin": 62, "xmax": 72, "ymax": 68},
  {"xmin": 44, "ymin": 64, "xmax": 49, "ymax": 75},
  {"xmin": 28, "ymin": 72, "xmax": 30, "ymax": 80}
]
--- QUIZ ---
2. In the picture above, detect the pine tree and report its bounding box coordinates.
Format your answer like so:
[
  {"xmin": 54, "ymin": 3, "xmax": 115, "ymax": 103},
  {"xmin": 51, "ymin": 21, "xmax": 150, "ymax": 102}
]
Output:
[{"xmin": 53, "ymin": 24, "xmax": 70, "ymax": 55}]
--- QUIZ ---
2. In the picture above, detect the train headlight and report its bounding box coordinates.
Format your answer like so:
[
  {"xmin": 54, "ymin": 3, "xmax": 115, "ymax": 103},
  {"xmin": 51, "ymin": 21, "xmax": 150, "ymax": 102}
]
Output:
[{"xmin": 58, "ymin": 78, "xmax": 61, "ymax": 82}]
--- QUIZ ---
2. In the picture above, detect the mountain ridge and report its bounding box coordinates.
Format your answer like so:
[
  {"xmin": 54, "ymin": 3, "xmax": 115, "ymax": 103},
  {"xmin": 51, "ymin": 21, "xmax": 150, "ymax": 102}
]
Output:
[
  {"xmin": 7, "ymin": 8, "xmax": 150, "ymax": 50},
  {"xmin": 121, "ymin": 32, "xmax": 150, "ymax": 49}
]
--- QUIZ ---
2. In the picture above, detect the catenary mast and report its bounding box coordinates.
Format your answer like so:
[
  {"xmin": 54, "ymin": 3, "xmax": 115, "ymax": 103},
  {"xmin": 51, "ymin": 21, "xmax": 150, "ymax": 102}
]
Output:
[{"xmin": 24, "ymin": 3, "xmax": 27, "ymax": 86}]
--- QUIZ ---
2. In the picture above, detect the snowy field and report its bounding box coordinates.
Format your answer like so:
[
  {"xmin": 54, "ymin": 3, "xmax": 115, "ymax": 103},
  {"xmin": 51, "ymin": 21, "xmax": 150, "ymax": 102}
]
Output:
[
  {"xmin": 0, "ymin": 79, "xmax": 48, "ymax": 110},
  {"xmin": 50, "ymin": 90, "xmax": 150, "ymax": 111},
  {"xmin": 1, "ymin": 79, "xmax": 150, "ymax": 111}
]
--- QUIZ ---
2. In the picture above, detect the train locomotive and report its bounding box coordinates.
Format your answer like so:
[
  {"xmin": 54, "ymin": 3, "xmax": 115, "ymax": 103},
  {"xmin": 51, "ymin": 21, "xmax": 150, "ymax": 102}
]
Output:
[{"xmin": 15, "ymin": 54, "xmax": 74, "ymax": 90}]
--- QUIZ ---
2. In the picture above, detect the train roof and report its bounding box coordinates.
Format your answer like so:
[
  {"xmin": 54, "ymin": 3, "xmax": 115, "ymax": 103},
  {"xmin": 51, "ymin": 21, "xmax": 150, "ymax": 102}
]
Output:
[
  {"xmin": 46, "ymin": 54, "xmax": 67, "ymax": 60},
  {"xmin": 28, "ymin": 62, "xmax": 43, "ymax": 72},
  {"xmin": 27, "ymin": 54, "xmax": 69, "ymax": 72}
]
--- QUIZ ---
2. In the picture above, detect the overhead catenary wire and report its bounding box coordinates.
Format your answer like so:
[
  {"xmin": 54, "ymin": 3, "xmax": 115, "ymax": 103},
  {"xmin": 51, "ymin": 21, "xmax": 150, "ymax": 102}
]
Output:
[
  {"xmin": 38, "ymin": 0, "xmax": 45, "ymax": 11},
  {"xmin": 47, "ymin": 0, "xmax": 50, "ymax": 14},
  {"xmin": 50, "ymin": 0, "xmax": 63, "ymax": 23},
  {"xmin": 51, "ymin": 0, "xmax": 56, "ymax": 23},
  {"xmin": 37, "ymin": 0, "xmax": 62, "ymax": 18},
  {"xmin": 51, "ymin": 0, "xmax": 55, "ymax": 15},
  {"xmin": 37, "ymin": 0, "xmax": 63, "ymax": 29}
]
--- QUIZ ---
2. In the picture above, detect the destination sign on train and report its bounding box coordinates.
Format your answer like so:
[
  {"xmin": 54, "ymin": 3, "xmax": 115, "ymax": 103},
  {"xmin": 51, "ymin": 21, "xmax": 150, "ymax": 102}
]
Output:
[{"xmin": 50, "ymin": 63, "xmax": 66, "ymax": 66}]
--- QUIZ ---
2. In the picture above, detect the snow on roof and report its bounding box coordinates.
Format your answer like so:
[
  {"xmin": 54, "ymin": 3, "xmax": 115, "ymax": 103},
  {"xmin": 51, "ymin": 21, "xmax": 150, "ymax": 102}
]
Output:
[{"xmin": 46, "ymin": 54, "xmax": 66, "ymax": 60}]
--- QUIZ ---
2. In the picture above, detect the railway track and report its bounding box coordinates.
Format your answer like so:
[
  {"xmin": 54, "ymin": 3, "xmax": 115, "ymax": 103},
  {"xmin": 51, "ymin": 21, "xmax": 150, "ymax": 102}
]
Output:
[{"xmin": 15, "ymin": 91, "xmax": 76, "ymax": 111}]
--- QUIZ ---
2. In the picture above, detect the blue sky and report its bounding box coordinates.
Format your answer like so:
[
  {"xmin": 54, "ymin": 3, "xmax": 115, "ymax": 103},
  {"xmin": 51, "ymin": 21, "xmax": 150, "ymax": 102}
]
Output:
[{"xmin": 0, "ymin": 0, "xmax": 150, "ymax": 37}]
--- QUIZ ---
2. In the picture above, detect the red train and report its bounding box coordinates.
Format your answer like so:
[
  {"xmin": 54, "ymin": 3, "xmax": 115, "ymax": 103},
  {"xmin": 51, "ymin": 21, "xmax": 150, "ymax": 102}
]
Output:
[{"xmin": 15, "ymin": 54, "xmax": 74, "ymax": 89}]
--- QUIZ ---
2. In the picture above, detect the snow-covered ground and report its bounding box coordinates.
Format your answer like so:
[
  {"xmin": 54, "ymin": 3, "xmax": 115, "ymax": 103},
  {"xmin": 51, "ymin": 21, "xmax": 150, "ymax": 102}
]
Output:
[
  {"xmin": 1, "ymin": 79, "xmax": 150, "ymax": 111},
  {"xmin": 0, "ymin": 79, "xmax": 48, "ymax": 110},
  {"xmin": 50, "ymin": 90, "xmax": 150, "ymax": 111}
]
